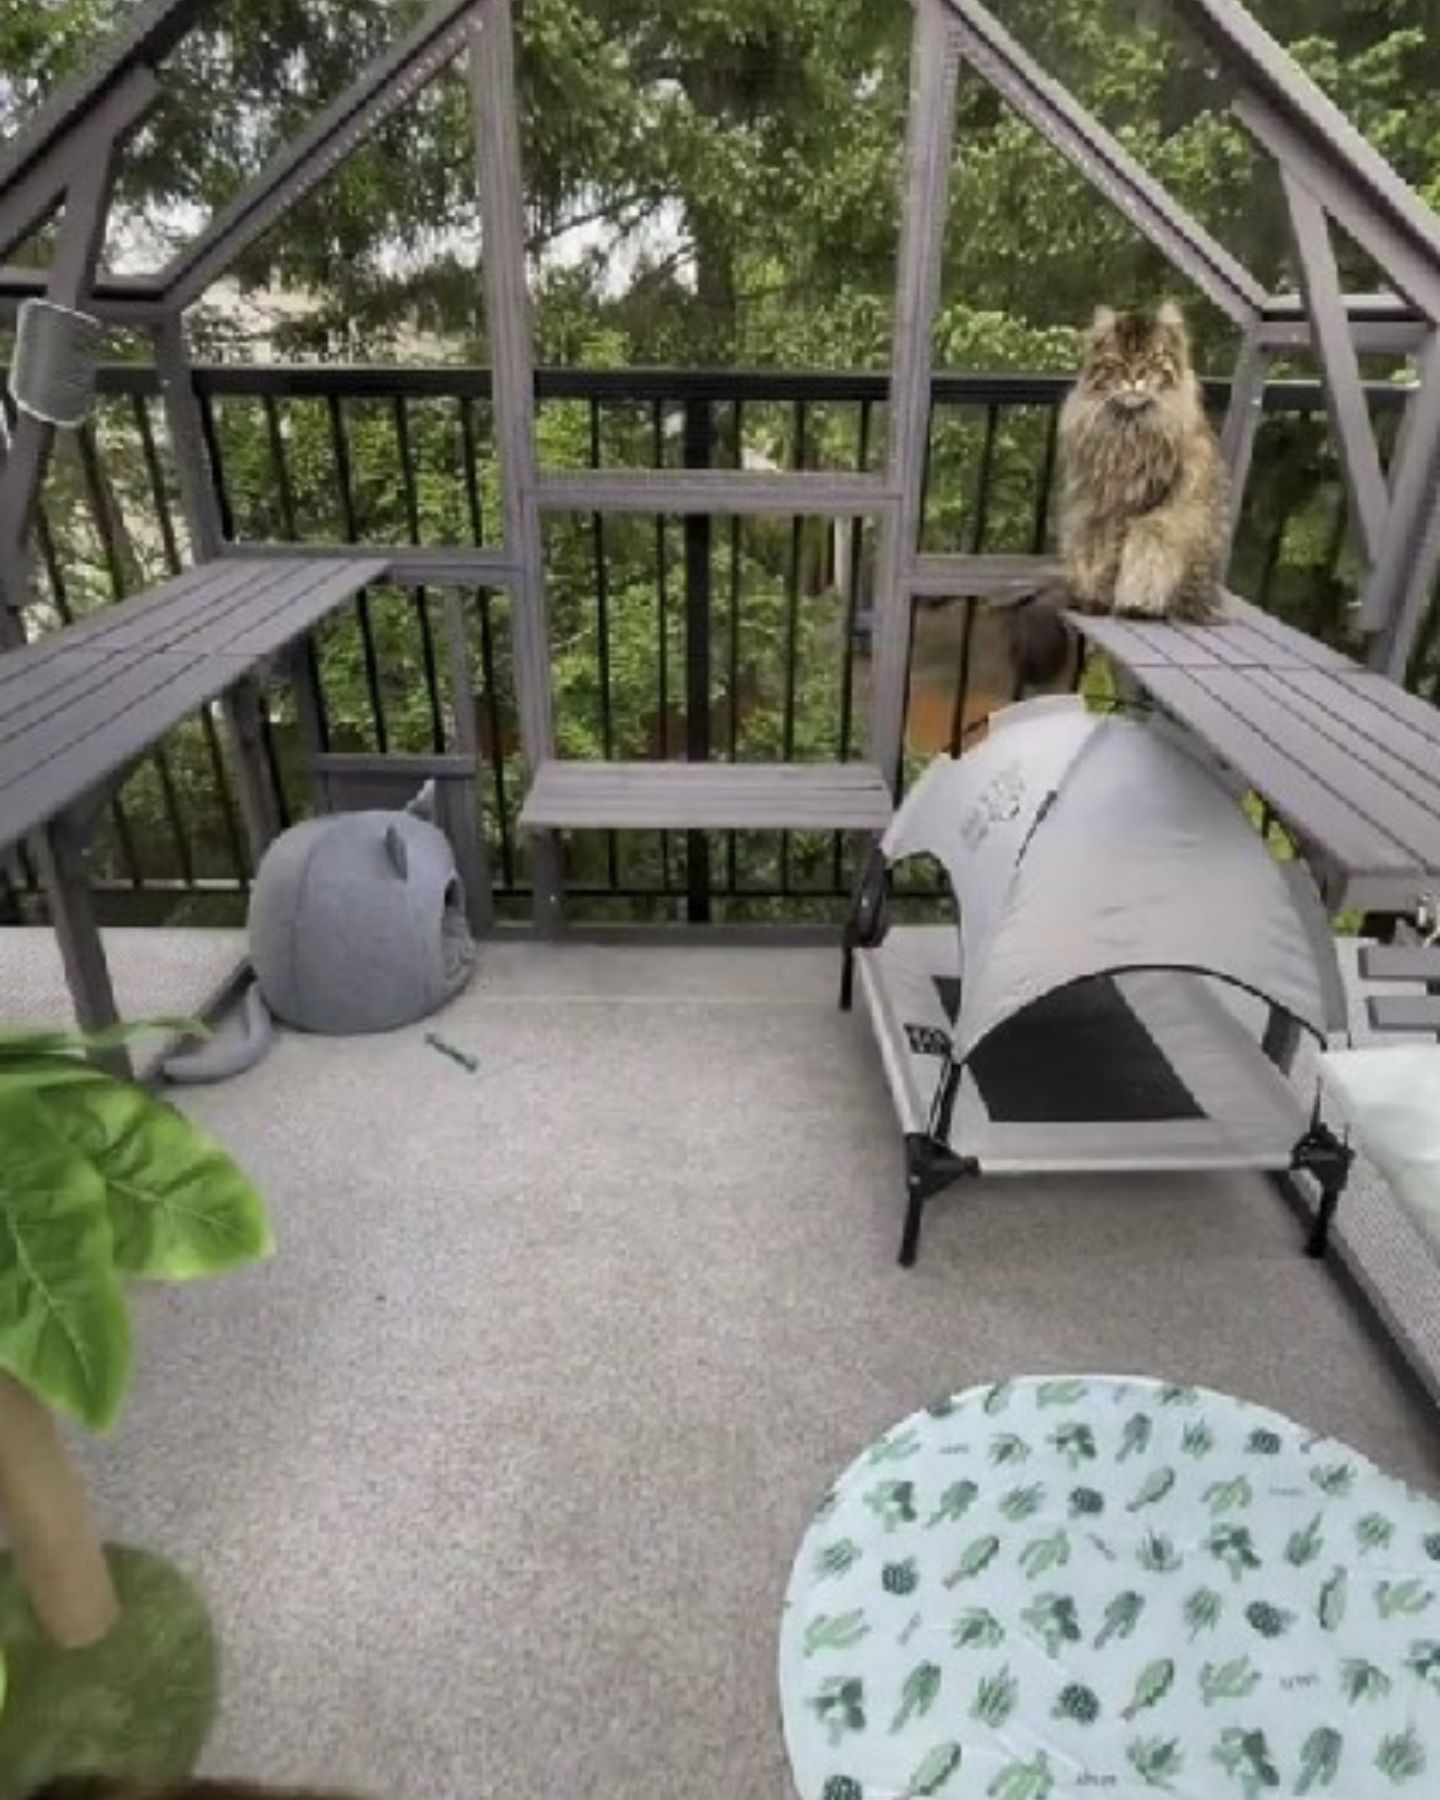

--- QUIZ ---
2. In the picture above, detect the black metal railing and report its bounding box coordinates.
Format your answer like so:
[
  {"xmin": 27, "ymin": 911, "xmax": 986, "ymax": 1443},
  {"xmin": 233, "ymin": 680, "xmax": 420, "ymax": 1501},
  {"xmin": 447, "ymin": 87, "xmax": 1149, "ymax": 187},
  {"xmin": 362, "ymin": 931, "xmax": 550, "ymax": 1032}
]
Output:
[{"xmin": 8, "ymin": 363, "xmax": 1434, "ymax": 924}]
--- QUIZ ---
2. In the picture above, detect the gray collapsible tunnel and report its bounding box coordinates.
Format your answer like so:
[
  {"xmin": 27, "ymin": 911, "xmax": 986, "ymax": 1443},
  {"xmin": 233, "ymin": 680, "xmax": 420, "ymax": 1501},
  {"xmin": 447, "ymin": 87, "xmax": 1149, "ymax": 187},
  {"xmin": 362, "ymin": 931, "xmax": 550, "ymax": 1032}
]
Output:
[{"xmin": 848, "ymin": 697, "xmax": 1350, "ymax": 1265}]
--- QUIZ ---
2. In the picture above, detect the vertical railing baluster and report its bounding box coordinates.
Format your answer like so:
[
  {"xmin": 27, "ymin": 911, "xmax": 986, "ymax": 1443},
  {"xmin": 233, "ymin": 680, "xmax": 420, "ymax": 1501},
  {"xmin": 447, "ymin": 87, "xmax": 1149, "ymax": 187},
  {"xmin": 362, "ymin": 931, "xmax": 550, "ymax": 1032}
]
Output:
[
  {"xmin": 780, "ymin": 399, "xmax": 808, "ymax": 894},
  {"xmin": 682, "ymin": 397, "xmax": 713, "ymax": 923},
  {"xmin": 195, "ymin": 387, "xmax": 236, "ymax": 542},
  {"xmin": 832, "ymin": 396, "xmax": 872, "ymax": 894},
  {"xmin": 1031, "ymin": 405, "xmax": 1061, "ymax": 551},
  {"xmin": 726, "ymin": 399, "xmax": 743, "ymax": 899},
  {"xmin": 589, "ymin": 399, "xmax": 619, "ymax": 891},
  {"xmin": 328, "ymin": 390, "xmax": 388, "ymax": 753},
  {"xmin": 652, "ymin": 398, "xmax": 671, "ymax": 894},
  {"xmin": 969, "ymin": 403, "xmax": 1000, "ymax": 554},
  {"xmin": 459, "ymin": 393, "xmax": 514, "ymax": 891},
  {"xmin": 393, "ymin": 395, "xmax": 445, "ymax": 751}
]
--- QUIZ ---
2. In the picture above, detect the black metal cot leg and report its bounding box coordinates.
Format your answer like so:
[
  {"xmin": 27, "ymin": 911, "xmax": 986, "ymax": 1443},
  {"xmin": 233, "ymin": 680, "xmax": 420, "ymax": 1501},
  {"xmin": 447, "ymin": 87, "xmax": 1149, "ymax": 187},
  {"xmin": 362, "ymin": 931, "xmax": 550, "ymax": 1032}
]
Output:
[
  {"xmin": 1306, "ymin": 1185, "xmax": 1343, "ymax": 1259},
  {"xmin": 901, "ymin": 1134, "xmax": 979, "ymax": 1269},
  {"xmin": 1290, "ymin": 1121, "xmax": 1354, "ymax": 1260}
]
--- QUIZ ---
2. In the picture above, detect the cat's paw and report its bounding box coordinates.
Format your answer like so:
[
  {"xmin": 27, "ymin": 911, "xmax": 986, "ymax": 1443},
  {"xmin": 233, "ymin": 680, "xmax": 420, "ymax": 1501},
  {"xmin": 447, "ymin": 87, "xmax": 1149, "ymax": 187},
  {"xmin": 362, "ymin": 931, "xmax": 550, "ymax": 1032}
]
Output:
[{"xmin": 1112, "ymin": 579, "xmax": 1172, "ymax": 618}]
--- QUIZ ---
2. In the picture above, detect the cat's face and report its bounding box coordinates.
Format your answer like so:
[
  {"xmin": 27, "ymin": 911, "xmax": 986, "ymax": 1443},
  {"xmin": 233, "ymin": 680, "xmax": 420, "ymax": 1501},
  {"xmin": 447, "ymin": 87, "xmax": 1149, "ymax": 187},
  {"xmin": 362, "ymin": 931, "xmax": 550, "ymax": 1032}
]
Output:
[{"xmin": 1079, "ymin": 302, "xmax": 1191, "ymax": 415}]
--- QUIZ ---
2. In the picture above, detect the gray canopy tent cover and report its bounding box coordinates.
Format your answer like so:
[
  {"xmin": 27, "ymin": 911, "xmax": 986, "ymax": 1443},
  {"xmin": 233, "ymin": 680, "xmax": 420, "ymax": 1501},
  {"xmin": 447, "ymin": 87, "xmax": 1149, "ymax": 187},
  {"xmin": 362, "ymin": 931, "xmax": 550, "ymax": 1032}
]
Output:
[{"xmin": 849, "ymin": 698, "xmax": 1351, "ymax": 1266}]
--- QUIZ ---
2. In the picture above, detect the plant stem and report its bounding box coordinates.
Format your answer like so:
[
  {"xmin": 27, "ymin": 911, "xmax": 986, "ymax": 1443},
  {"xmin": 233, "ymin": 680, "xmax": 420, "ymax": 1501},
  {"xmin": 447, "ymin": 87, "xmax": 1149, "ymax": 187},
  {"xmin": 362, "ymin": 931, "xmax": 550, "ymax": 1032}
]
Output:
[{"xmin": 0, "ymin": 1371, "xmax": 118, "ymax": 1647}]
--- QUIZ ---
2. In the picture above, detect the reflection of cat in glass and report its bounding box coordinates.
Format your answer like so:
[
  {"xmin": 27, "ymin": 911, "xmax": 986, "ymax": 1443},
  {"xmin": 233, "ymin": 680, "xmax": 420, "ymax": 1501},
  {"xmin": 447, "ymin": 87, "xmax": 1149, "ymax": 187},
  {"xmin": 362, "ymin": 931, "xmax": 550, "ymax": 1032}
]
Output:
[{"xmin": 1010, "ymin": 301, "xmax": 1228, "ymax": 683}]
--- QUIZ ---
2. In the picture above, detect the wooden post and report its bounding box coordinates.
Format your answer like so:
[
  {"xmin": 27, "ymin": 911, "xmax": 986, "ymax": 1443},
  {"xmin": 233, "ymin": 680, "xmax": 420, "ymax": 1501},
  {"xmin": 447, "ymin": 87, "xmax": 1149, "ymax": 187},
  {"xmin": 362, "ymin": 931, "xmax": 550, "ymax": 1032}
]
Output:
[
  {"xmin": 468, "ymin": 0, "xmax": 562, "ymax": 928},
  {"xmin": 1219, "ymin": 330, "xmax": 1271, "ymax": 565},
  {"xmin": 868, "ymin": 0, "xmax": 963, "ymax": 788},
  {"xmin": 0, "ymin": 1371, "xmax": 118, "ymax": 1647}
]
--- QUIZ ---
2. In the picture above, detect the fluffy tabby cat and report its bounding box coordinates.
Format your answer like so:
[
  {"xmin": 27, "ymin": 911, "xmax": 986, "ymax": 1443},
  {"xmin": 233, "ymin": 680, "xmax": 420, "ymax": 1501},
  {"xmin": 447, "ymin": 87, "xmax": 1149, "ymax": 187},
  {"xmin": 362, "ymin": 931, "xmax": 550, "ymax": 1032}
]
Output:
[{"xmin": 1010, "ymin": 300, "xmax": 1227, "ymax": 685}]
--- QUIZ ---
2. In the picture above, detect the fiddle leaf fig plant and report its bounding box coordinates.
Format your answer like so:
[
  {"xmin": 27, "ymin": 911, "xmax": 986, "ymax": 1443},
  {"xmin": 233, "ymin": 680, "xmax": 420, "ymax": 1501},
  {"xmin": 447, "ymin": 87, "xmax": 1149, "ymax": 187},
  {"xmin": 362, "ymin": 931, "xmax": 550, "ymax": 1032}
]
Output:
[{"xmin": 0, "ymin": 1024, "xmax": 273, "ymax": 1432}]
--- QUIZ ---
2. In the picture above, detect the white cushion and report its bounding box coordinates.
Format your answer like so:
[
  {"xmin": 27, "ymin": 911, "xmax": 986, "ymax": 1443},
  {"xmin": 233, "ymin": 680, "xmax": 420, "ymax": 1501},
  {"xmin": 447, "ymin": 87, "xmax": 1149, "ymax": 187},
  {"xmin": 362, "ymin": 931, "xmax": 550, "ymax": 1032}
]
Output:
[{"xmin": 1320, "ymin": 1045, "xmax": 1440, "ymax": 1243}]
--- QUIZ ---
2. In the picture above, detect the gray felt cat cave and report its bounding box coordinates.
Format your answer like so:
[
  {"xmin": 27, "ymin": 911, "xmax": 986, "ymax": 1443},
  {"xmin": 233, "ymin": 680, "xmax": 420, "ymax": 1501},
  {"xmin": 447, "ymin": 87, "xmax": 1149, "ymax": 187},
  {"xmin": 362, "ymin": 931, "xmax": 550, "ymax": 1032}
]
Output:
[
  {"xmin": 844, "ymin": 696, "xmax": 1353, "ymax": 1267},
  {"xmin": 164, "ymin": 787, "xmax": 476, "ymax": 1084}
]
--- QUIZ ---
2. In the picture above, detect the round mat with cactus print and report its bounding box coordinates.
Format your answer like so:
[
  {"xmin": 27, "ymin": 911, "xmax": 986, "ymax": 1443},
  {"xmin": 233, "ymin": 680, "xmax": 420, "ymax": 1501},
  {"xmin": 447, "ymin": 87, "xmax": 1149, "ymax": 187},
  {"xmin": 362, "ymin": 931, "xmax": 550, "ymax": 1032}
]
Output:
[{"xmin": 778, "ymin": 1377, "xmax": 1440, "ymax": 1800}]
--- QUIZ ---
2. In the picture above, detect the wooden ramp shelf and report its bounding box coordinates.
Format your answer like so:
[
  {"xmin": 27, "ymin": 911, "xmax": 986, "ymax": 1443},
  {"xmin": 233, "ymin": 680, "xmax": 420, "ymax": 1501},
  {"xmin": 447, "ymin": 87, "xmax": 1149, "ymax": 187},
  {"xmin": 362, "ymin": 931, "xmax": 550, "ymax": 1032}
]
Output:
[{"xmin": 519, "ymin": 761, "xmax": 894, "ymax": 832}]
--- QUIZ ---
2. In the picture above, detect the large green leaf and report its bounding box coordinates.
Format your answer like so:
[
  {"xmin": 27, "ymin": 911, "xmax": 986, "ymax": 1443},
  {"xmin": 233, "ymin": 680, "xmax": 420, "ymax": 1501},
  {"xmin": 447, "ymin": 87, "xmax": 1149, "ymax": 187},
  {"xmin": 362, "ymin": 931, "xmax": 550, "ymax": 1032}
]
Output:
[
  {"xmin": 42, "ymin": 1082, "xmax": 274, "ymax": 1281},
  {"xmin": 0, "ymin": 1094, "xmax": 131, "ymax": 1432}
]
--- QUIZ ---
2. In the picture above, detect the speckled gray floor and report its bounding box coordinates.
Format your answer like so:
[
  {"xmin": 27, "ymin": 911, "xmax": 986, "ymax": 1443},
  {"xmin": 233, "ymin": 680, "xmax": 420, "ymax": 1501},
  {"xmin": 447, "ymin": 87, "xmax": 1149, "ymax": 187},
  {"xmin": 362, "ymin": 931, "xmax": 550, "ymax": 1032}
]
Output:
[{"xmin": 70, "ymin": 944, "xmax": 1440, "ymax": 1799}]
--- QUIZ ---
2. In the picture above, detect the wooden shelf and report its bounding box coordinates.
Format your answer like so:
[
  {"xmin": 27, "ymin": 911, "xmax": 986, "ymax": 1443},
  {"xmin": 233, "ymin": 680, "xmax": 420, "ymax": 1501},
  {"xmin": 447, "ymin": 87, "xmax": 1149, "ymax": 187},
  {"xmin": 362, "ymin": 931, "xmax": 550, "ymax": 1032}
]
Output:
[{"xmin": 519, "ymin": 760, "xmax": 894, "ymax": 832}]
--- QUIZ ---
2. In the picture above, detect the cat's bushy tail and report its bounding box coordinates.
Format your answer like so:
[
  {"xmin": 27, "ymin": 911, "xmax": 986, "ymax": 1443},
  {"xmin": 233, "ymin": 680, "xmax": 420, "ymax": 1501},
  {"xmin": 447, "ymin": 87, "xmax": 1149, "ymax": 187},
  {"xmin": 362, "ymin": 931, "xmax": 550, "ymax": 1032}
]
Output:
[{"xmin": 1004, "ymin": 583, "xmax": 1077, "ymax": 690}]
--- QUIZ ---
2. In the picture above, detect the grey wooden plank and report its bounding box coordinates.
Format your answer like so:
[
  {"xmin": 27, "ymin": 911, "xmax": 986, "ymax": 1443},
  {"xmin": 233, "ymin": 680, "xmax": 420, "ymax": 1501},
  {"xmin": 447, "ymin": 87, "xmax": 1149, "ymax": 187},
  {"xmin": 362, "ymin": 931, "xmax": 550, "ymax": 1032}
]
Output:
[
  {"xmin": 1133, "ymin": 662, "xmax": 1414, "ymax": 879},
  {"xmin": 1224, "ymin": 669, "xmax": 1440, "ymax": 861},
  {"xmin": 1265, "ymin": 669, "xmax": 1440, "ymax": 796},
  {"xmin": 223, "ymin": 542, "xmax": 506, "ymax": 583},
  {"xmin": 1332, "ymin": 670, "xmax": 1440, "ymax": 752},
  {"xmin": 1359, "ymin": 945, "xmax": 1440, "ymax": 983},
  {"xmin": 0, "ymin": 556, "xmax": 388, "ymax": 850},
  {"xmin": 520, "ymin": 760, "xmax": 893, "ymax": 831},
  {"xmin": 1072, "ymin": 611, "xmax": 1227, "ymax": 668},
  {"xmin": 1221, "ymin": 597, "xmax": 1355, "ymax": 669},
  {"xmin": 24, "ymin": 557, "xmax": 282, "ymax": 659},
  {"xmin": 869, "ymin": 0, "xmax": 962, "ymax": 788},
  {"xmin": 537, "ymin": 469, "xmax": 891, "ymax": 517},
  {"xmin": 908, "ymin": 554, "xmax": 1064, "ymax": 598},
  {"xmin": 1367, "ymin": 993, "xmax": 1440, "ymax": 1033},
  {"xmin": 42, "ymin": 556, "xmax": 387, "ymax": 663}
]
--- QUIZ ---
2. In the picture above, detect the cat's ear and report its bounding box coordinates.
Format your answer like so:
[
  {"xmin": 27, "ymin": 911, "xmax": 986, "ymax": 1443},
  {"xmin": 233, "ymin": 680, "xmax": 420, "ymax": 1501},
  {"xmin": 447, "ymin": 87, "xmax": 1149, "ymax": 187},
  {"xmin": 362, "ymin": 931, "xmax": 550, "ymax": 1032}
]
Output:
[
  {"xmin": 1089, "ymin": 305, "xmax": 1118, "ymax": 336},
  {"xmin": 1156, "ymin": 299, "xmax": 1186, "ymax": 332}
]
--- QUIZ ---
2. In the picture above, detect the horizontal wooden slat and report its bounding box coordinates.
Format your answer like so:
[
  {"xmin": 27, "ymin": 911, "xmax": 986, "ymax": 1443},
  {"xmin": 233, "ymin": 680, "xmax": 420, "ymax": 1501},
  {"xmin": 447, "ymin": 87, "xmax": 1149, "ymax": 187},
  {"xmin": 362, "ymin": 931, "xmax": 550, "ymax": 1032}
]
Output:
[
  {"xmin": 908, "ymin": 554, "xmax": 1064, "ymax": 598},
  {"xmin": 1359, "ymin": 945, "xmax": 1440, "ymax": 983},
  {"xmin": 222, "ymin": 542, "xmax": 511, "ymax": 584},
  {"xmin": 1367, "ymin": 993, "xmax": 1440, "ymax": 1033},
  {"xmin": 1073, "ymin": 594, "xmax": 1351, "ymax": 670},
  {"xmin": 536, "ymin": 470, "xmax": 892, "ymax": 517},
  {"xmin": 520, "ymin": 760, "xmax": 894, "ymax": 831}
]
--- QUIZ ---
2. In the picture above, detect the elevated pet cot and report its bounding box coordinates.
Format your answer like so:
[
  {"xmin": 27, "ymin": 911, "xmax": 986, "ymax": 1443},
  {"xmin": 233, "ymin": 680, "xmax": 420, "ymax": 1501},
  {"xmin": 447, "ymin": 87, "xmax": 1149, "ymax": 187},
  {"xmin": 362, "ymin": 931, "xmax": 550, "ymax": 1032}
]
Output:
[{"xmin": 843, "ymin": 696, "xmax": 1353, "ymax": 1265}]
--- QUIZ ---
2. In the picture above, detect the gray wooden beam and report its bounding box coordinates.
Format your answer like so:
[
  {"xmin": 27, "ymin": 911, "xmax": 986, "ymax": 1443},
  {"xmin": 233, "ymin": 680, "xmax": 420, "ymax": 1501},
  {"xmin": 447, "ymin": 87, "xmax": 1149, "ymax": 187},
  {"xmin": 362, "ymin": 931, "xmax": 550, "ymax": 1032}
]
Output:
[
  {"xmin": 1182, "ymin": 0, "xmax": 1440, "ymax": 293},
  {"xmin": 0, "ymin": 64, "xmax": 157, "ymax": 261},
  {"xmin": 1281, "ymin": 168, "xmax": 1390, "ymax": 567},
  {"xmin": 441, "ymin": 589, "xmax": 496, "ymax": 931},
  {"xmin": 907, "ymin": 554, "xmax": 1064, "ymax": 598},
  {"xmin": 1219, "ymin": 332, "xmax": 1271, "ymax": 561},
  {"xmin": 163, "ymin": 0, "xmax": 481, "ymax": 309},
  {"xmin": 468, "ymin": 0, "xmax": 561, "ymax": 928},
  {"xmin": 869, "ymin": 0, "xmax": 962, "ymax": 787},
  {"xmin": 1239, "ymin": 92, "xmax": 1440, "ymax": 323},
  {"xmin": 0, "ymin": 0, "xmax": 199, "ymax": 204},
  {"xmin": 536, "ymin": 469, "xmax": 890, "ymax": 517},
  {"xmin": 221, "ymin": 541, "xmax": 515, "ymax": 584},
  {"xmin": 937, "ymin": 0, "xmax": 1265, "ymax": 328},
  {"xmin": 1369, "ymin": 332, "xmax": 1440, "ymax": 673}
]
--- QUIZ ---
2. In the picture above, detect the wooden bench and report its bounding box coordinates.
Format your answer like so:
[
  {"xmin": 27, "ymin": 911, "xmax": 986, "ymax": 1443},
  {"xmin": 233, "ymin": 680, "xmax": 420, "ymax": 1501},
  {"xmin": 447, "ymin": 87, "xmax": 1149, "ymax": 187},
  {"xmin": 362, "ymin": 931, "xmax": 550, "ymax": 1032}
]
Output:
[
  {"xmin": 0, "ymin": 553, "xmax": 388, "ymax": 1058},
  {"xmin": 1073, "ymin": 594, "xmax": 1440, "ymax": 916}
]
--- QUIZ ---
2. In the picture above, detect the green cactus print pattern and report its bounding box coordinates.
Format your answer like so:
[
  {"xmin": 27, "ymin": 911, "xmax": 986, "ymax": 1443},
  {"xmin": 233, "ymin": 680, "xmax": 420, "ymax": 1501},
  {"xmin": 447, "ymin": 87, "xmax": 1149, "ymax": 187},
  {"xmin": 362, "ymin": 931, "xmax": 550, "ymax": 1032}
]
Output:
[{"xmin": 781, "ymin": 1378, "xmax": 1440, "ymax": 1800}]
